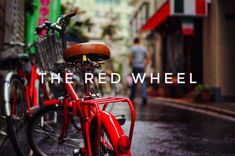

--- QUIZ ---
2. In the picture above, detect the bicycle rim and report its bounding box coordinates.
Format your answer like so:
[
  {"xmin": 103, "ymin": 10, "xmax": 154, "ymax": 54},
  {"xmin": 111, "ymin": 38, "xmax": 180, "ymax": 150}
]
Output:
[{"xmin": 99, "ymin": 128, "xmax": 115, "ymax": 156}]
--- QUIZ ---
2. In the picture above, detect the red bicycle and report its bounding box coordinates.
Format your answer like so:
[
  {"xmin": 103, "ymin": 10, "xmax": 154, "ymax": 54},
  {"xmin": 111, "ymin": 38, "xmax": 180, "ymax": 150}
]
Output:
[
  {"xmin": 26, "ymin": 12, "xmax": 135, "ymax": 156},
  {"xmin": 0, "ymin": 42, "xmax": 51, "ymax": 155}
]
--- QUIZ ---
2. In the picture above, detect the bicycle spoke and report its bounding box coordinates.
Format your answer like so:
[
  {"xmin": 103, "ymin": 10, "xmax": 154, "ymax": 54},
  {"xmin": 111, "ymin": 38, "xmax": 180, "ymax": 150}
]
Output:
[
  {"xmin": 62, "ymin": 142, "xmax": 80, "ymax": 148},
  {"xmin": 34, "ymin": 128, "xmax": 58, "ymax": 142},
  {"xmin": 34, "ymin": 126, "xmax": 58, "ymax": 137},
  {"xmin": 28, "ymin": 106, "xmax": 84, "ymax": 156}
]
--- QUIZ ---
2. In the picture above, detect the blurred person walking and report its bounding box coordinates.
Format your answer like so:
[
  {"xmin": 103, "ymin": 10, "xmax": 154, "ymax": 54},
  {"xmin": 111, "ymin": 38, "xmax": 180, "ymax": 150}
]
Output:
[{"xmin": 129, "ymin": 37, "xmax": 149, "ymax": 105}]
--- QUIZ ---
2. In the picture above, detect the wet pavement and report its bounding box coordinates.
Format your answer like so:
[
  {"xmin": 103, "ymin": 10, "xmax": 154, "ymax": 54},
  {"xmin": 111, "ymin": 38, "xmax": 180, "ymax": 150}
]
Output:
[
  {"xmin": 114, "ymin": 99, "xmax": 235, "ymax": 156},
  {"xmin": 2, "ymin": 98, "xmax": 235, "ymax": 155}
]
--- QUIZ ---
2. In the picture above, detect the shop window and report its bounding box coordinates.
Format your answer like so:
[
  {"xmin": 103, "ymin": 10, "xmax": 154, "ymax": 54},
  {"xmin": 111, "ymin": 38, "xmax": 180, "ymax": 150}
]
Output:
[{"xmin": 174, "ymin": 0, "xmax": 184, "ymax": 13}]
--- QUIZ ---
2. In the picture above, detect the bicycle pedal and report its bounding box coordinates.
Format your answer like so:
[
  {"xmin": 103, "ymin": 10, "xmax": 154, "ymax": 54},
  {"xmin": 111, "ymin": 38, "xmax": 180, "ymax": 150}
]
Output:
[
  {"xmin": 73, "ymin": 148, "xmax": 82, "ymax": 156},
  {"xmin": 115, "ymin": 115, "xmax": 126, "ymax": 126}
]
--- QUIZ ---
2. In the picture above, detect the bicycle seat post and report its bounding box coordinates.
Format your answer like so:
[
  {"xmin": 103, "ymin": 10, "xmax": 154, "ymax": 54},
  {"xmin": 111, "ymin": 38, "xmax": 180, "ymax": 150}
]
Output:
[{"xmin": 81, "ymin": 55, "xmax": 89, "ymax": 98}]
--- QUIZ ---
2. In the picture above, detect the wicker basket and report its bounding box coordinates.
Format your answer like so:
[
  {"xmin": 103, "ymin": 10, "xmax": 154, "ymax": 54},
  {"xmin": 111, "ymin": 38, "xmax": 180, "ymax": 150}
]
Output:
[{"xmin": 35, "ymin": 33, "xmax": 64, "ymax": 71}]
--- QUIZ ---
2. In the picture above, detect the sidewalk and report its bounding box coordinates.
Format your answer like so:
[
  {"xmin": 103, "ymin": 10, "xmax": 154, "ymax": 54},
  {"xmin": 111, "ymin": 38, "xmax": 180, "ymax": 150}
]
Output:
[{"xmin": 149, "ymin": 97, "xmax": 235, "ymax": 122}]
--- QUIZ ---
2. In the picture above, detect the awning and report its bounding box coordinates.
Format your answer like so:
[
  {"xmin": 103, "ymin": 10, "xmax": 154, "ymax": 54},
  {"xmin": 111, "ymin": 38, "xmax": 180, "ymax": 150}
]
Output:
[
  {"xmin": 141, "ymin": 1, "xmax": 170, "ymax": 31},
  {"xmin": 141, "ymin": 0, "xmax": 207, "ymax": 31}
]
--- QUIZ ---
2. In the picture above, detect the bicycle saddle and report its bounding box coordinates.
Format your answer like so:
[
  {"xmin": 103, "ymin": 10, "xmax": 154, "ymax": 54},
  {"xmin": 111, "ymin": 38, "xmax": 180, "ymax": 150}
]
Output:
[{"xmin": 64, "ymin": 43, "xmax": 110, "ymax": 62}]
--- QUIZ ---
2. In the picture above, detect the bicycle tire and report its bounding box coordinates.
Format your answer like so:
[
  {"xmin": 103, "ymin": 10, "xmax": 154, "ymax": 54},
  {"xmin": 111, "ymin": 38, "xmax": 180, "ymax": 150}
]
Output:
[
  {"xmin": 89, "ymin": 113, "xmax": 131, "ymax": 156},
  {"xmin": 27, "ymin": 105, "xmax": 83, "ymax": 156},
  {"xmin": 5, "ymin": 76, "xmax": 30, "ymax": 156}
]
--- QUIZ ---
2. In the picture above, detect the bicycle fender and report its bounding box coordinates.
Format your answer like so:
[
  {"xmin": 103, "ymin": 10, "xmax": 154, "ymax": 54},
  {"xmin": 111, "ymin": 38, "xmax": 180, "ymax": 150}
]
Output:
[
  {"xmin": 3, "ymin": 72, "xmax": 19, "ymax": 116},
  {"xmin": 100, "ymin": 111, "xmax": 131, "ymax": 156}
]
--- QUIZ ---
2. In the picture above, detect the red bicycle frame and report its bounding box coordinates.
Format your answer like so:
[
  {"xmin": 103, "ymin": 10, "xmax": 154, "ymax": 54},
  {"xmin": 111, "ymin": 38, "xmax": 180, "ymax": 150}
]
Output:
[
  {"xmin": 18, "ymin": 63, "xmax": 48, "ymax": 113},
  {"xmin": 43, "ymin": 76, "xmax": 136, "ymax": 156}
]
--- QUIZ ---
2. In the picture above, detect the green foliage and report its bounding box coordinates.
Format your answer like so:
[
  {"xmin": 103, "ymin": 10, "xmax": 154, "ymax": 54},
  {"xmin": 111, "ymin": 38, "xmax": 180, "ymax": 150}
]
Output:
[
  {"xmin": 83, "ymin": 18, "xmax": 93, "ymax": 32},
  {"xmin": 67, "ymin": 23, "xmax": 89, "ymax": 42},
  {"xmin": 61, "ymin": 4, "xmax": 66, "ymax": 15},
  {"xmin": 194, "ymin": 84, "xmax": 211, "ymax": 96},
  {"xmin": 102, "ymin": 24, "xmax": 117, "ymax": 38}
]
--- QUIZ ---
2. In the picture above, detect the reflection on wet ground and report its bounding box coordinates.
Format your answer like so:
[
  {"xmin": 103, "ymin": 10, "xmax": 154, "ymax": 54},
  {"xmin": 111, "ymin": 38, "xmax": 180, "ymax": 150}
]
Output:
[{"xmin": 114, "ymin": 100, "xmax": 235, "ymax": 156}]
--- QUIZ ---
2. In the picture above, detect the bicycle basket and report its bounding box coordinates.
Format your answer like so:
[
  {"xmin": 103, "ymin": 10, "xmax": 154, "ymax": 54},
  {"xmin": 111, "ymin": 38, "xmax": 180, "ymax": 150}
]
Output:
[{"xmin": 34, "ymin": 33, "xmax": 63, "ymax": 71}]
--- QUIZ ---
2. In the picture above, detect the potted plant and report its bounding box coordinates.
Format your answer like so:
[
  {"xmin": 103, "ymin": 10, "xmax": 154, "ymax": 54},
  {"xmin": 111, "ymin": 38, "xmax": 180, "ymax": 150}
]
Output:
[{"xmin": 194, "ymin": 84, "xmax": 213, "ymax": 102}]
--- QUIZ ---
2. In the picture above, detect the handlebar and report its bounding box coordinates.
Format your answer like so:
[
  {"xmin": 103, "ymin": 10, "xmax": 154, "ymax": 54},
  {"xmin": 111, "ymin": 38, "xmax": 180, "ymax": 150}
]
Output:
[
  {"xmin": 35, "ymin": 11, "xmax": 77, "ymax": 35},
  {"xmin": 35, "ymin": 23, "xmax": 47, "ymax": 35}
]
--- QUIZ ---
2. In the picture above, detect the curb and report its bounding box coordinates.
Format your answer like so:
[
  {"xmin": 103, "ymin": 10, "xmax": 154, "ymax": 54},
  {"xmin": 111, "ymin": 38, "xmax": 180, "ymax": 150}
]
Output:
[{"xmin": 150, "ymin": 97, "xmax": 235, "ymax": 122}]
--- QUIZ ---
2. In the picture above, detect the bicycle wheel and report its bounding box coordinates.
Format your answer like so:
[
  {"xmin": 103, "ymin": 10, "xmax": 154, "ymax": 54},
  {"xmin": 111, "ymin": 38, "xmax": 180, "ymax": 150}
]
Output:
[
  {"xmin": 90, "ymin": 115, "xmax": 130, "ymax": 156},
  {"xmin": 27, "ymin": 105, "xmax": 83, "ymax": 156},
  {"xmin": 0, "ymin": 115, "xmax": 7, "ymax": 147},
  {"xmin": 90, "ymin": 118, "xmax": 114, "ymax": 156},
  {"xmin": 6, "ymin": 76, "xmax": 30, "ymax": 156}
]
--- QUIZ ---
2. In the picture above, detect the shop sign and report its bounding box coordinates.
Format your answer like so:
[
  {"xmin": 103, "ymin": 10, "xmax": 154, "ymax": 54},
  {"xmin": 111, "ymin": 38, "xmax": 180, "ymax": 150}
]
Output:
[{"xmin": 170, "ymin": 0, "xmax": 207, "ymax": 16}]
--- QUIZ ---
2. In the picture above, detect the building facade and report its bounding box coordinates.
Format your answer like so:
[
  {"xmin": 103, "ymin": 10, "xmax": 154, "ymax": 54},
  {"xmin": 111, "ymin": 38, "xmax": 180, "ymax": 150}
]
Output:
[
  {"xmin": 0, "ymin": 0, "xmax": 25, "ymax": 58},
  {"xmin": 0, "ymin": 1, "xmax": 6, "ymax": 48},
  {"xmin": 203, "ymin": 0, "xmax": 235, "ymax": 101},
  {"xmin": 131, "ymin": 0, "xmax": 235, "ymax": 101}
]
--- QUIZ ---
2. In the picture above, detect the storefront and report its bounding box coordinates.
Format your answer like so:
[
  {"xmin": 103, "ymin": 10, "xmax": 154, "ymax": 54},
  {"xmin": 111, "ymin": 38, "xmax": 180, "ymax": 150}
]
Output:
[{"xmin": 140, "ymin": 0, "xmax": 207, "ymax": 96}]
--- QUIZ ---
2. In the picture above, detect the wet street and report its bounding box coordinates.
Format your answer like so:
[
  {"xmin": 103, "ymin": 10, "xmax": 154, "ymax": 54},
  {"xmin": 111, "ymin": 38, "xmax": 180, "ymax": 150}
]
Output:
[
  {"xmin": 1, "ymin": 0, "xmax": 235, "ymax": 155},
  {"xmin": 2, "ymin": 98, "xmax": 235, "ymax": 155},
  {"xmin": 112, "ymin": 98, "xmax": 235, "ymax": 156}
]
